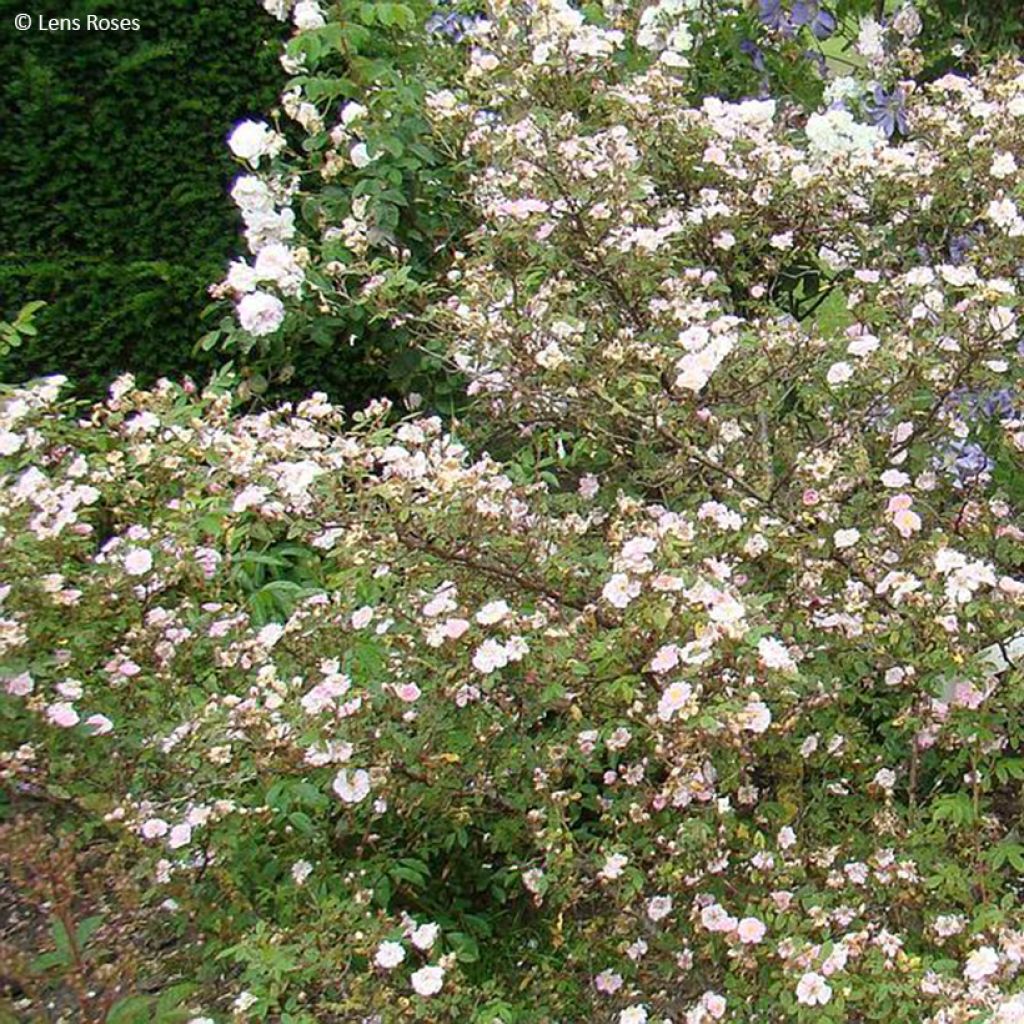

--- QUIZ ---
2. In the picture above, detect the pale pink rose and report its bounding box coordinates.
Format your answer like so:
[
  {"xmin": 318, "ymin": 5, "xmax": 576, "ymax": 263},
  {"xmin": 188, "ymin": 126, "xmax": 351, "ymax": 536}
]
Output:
[
  {"xmin": 964, "ymin": 946, "xmax": 1000, "ymax": 982},
  {"xmin": 649, "ymin": 644, "xmax": 681, "ymax": 674},
  {"xmin": 442, "ymin": 617, "xmax": 470, "ymax": 640},
  {"xmin": 333, "ymin": 768, "xmax": 371, "ymax": 804},
  {"xmin": 141, "ymin": 818, "xmax": 169, "ymax": 839},
  {"xmin": 646, "ymin": 895, "xmax": 673, "ymax": 922},
  {"xmin": 736, "ymin": 917, "xmax": 766, "ymax": 944},
  {"xmin": 702, "ymin": 992, "xmax": 727, "ymax": 1019},
  {"xmin": 394, "ymin": 683, "xmax": 422, "ymax": 703},
  {"xmin": 887, "ymin": 493, "xmax": 921, "ymax": 538},
  {"xmin": 796, "ymin": 972, "xmax": 832, "ymax": 1006},
  {"xmin": 833, "ymin": 528, "xmax": 860, "ymax": 549},
  {"xmin": 85, "ymin": 713, "xmax": 114, "ymax": 735},
  {"xmin": 757, "ymin": 637, "xmax": 796, "ymax": 672},
  {"xmin": 5, "ymin": 672, "xmax": 34, "ymax": 696},
  {"xmin": 700, "ymin": 904, "xmax": 738, "ymax": 933},
  {"xmin": 410, "ymin": 922, "xmax": 439, "ymax": 950},
  {"xmin": 881, "ymin": 469, "xmax": 910, "ymax": 488},
  {"xmin": 657, "ymin": 681, "xmax": 693, "ymax": 722},
  {"xmin": 351, "ymin": 606, "xmax": 374, "ymax": 629},
  {"xmin": 594, "ymin": 969, "xmax": 623, "ymax": 994},
  {"xmin": 168, "ymin": 824, "xmax": 193, "ymax": 849},
  {"xmin": 740, "ymin": 700, "xmax": 772, "ymax": 733},
  {"xmin": 602, "ymin": 573, "xmax": 641, "ymax": 609},
  {"xmin": 472, "ymin": 638, "xmax": 509, "ymax": 674},
  {"xmin": 123, "ymin": 547, "xmax": 153, "ymax": 576},
  {"xmin": 619, "ymin": 1007, "xmax": 648, "ymax": 1024},
  {"xmin": 46, "ymin": 702, "xmax": 79, "ymax": 728},
  {"xmin": 475, "ymin": 600, "xmax": 510, "ymax": 625}
]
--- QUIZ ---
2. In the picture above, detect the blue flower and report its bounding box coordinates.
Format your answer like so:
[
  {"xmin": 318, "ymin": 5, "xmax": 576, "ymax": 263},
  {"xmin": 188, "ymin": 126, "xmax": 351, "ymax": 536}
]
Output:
[
  {"xmin": 425, "ymin": 8, "xmax": 478, "ymax": 41},
  {"xmin": 943, "ymin": 440, "xmax": 993, "ymax": 488},
  {"xmin": 980, "ymin": 388, "xmax": 1017, "ymax": 420},
  {"xmin": 758, "ymin": 0, "xmax": 788, "ymax": 30},
  {"xmin": 791, "ymin": 0, "xmax": 837, "ymax": 40},
  {"xmin": 948, "ymin": 234, "xmax": 974, "ymax": 265},
  {"xmin": 865, "ymin": 84, "xmax": 908, "ymax": 137},
  {"xmin": 942, "ymin": 385, "xmax": 1015, "ymax": 421},
  {"xmin": 739, "ymin": 38, "xmax": 767, "ymax": 73}
]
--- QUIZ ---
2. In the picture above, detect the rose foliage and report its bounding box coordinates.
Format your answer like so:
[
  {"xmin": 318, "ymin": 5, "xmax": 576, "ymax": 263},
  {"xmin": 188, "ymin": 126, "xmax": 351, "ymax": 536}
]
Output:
[{"xmin": 3, "ymin": 2, "xmax": 1024, "ymax": 1023}]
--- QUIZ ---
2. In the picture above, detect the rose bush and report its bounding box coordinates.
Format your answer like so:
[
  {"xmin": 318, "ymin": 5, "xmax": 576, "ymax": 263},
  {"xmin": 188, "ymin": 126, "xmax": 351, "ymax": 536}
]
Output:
[
  {"xmin": 212, "ymin": 0, "xmax": 1018, "ymax": 409},
  {"xmin": 3, "ymin": 2, "xmax": 1024, "ymax": 1023}
]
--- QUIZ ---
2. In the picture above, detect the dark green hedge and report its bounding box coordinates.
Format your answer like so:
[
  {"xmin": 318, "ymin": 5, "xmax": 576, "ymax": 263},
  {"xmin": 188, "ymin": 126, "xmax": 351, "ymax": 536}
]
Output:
[{"xmin": 0, "ymin": 0, "xmax": 284, "ymax": 395}]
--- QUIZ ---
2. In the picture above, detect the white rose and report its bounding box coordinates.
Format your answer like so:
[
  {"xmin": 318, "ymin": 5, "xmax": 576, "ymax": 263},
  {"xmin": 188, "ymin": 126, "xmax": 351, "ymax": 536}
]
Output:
[
  {"xmin": 341, "ymin": 101, "xmax": 369, "ymax": 126},
  {"xmin": 410, "ymin": 964, "xmax": 445, "ymax": 996},
  {"xmin": 228, "ymin": 120, "xmax": 283, "ymax": 167},
  {"xmin": 225, "ymin": 260, "xmax": 258, "ymax": 294},
  {"xmin": 350, "ymin": 142, "xmax": 377, "ymax": 169},
  {"xmin": 834, "ymin": 528, "xmax": 860, "ymax": 549},
  {"xmin": 293, "ymin": 0, "xmax": 326, "ymax": 29},
  {"xmin": 374, "ymin": 940, "xmax": 406, "ymax": 969},
  {"xmin": 826, "ymin": 361, "xmax": 854, "ymax": 386},
  {"xmin": 237, "ymin": 291, "xmax": 286, "ymax": 336}
]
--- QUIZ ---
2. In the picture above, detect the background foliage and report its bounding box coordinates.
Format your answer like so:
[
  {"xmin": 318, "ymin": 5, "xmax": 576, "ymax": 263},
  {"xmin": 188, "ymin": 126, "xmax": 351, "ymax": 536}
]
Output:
[{"xmin": 0, "ymin": 0, "xmax": 283, "ymax": 397}]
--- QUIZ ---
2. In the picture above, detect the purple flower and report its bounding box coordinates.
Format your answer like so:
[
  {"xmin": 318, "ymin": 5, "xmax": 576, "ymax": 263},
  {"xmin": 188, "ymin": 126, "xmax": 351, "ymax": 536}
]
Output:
[
  {"xmin": 948, "ymin": 234, "xmax": 974, "ymax": 265},
  {"xmin": 980, "ymin": 389, "xmax": 1017, "ymax": 420},
  {"xmin": 425, "ymin": 8, "xmax": 478, "ymax": 41},
  {"xmin": 943, "ymin": 440, "xmax": 993, "ymax": 489},
  {"xmin": 866, "ymin": 84, "xmax": 909, "ymax": 137},
  {"xmin": 739, "ymin": 38, "xmax": 767, "ymax": 73},
  {"xmin": 758, "ymin": 0, "xmax": 789, "ymax": 31},
  {"xmin": 791, "ymin": 0, "xmax": 837, "ymax": 40}
]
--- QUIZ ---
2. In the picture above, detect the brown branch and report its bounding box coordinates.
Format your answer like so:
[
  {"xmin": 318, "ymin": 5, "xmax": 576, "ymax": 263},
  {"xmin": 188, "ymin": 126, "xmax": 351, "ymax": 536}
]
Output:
[{"xmin": 394, "ymin": 526, "xmax": 617, "ymax": 628}]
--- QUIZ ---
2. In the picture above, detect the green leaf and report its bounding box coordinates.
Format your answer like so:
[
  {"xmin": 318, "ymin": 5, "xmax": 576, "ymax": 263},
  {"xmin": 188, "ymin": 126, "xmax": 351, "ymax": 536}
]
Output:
[
  {"xmin": 75, "ymin": 914, "xmax": 105, "ymax": 950},
  {"xmin": 447, "ymin": 931, "xmax": 481, "ymax": 963},
  {"xmin": 107, "ymin": 995, "xmax": 155, "ymax": 1024},
  {"xmin": 50, "ymin": 919, "xmax": 73, "ymax": 965}
]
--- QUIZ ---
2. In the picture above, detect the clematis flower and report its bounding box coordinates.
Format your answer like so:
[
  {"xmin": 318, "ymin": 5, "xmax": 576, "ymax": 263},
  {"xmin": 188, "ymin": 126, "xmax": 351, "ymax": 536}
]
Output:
[
  {"xmin": 791, "ymin": 0, "xmax": 837, "ymax": 40},
  {"xmin": 758, "ymin": 0, "xmax": 789, "ymax": 31},
  {"xmin": 866, "ymin": 84, "xmax": 909, "ymax": 137}
]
